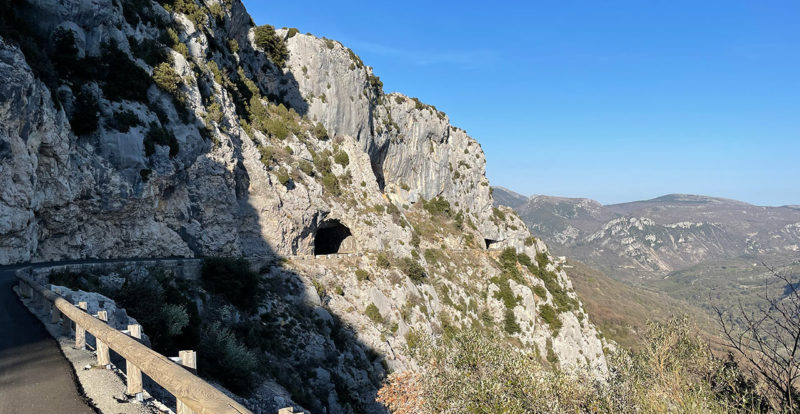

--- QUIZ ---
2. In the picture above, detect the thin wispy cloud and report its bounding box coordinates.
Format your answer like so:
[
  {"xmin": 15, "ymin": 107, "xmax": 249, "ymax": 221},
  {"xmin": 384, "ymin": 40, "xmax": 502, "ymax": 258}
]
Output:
[{"xmin": 344, "ymin": 40, "xmax": 497, "ymax": 69}]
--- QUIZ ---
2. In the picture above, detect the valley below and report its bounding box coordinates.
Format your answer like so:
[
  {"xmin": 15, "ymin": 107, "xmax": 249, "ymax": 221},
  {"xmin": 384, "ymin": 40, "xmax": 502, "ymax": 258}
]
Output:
[{"xmin": 494, "ymin": 187, "xmax": 800, "ymax": 349}]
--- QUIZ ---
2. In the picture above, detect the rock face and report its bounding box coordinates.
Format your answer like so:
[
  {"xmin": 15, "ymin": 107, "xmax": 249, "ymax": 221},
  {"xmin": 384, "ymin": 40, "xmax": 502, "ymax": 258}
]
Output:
[
  {"xmin": 494, "ymin": 188, "xmax": 800, "ymax": 276},
  {"xmin": 0, "ymin": 1, "xmax": 608, "ymax": 412}
]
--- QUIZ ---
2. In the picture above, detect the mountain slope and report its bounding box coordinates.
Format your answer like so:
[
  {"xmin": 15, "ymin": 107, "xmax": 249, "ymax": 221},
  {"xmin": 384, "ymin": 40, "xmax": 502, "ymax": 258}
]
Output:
[
  {"xmin": 565, "ymin": 259, "xmax": 717, "ymax": 350},
  {"xmin": 497, "ymin": 191, "xmax": 800, "ymax": 277},
  {"xmin": 491, "ymin": 186, "xmax": 528, "ymax": 209}
]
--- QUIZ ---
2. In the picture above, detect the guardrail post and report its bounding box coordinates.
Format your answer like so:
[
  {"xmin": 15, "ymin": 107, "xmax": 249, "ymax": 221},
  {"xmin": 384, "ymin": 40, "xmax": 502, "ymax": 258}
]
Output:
[
  {"xmin": 50, "ymin": 301, "xmax": 61, "ymax": 324},
  {"xmin": 176, "ymin": 350, "xmax": 197, "ymax": 414},
  {"xmin": 35, "ymin": 290, "xmax": 44, "ymax": 311},
  {"xmin": 96, "ymin": 310, "xmax": 111, "ymax": 368},
  {"xmin": 75, "ymin": 302, "xmax": 88, "ymax": 349},
  {"xmin": 126, "ymin": 324, "xmax": 144, "ymax": 402}
]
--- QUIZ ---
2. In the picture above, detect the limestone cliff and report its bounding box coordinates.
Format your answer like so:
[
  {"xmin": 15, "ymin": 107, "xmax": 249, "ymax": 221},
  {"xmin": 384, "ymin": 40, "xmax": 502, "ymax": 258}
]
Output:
[{"xmin": 0, "ymin": 0, "xmax": 608, "ymax": 412}]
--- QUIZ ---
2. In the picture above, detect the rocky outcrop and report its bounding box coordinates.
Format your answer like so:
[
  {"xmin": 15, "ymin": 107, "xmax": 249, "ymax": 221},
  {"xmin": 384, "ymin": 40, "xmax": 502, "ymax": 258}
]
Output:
[{"xmin": 1, "ymin": 0, "xmax": 609, "ymax": 412}]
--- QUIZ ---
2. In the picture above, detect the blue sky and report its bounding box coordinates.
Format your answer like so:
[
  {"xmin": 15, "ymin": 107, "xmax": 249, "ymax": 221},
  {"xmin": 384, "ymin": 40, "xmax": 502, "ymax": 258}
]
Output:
[{"xmin": 242, "ymin": 1, "xmax": 800, "ymax": 206}]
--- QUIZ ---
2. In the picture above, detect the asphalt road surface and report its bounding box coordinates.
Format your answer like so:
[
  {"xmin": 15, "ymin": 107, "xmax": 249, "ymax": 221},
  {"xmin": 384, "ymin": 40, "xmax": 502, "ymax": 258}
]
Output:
[{"xmin": 0, "ymin": 266, "xmax": 95, "ymax": 414}]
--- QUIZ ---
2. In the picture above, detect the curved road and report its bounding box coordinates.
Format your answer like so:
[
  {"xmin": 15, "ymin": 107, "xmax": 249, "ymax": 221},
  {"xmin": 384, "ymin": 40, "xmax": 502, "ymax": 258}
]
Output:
[{"xmin": 0, "ymin": 265, "xmax": 95, "ymax": 414}]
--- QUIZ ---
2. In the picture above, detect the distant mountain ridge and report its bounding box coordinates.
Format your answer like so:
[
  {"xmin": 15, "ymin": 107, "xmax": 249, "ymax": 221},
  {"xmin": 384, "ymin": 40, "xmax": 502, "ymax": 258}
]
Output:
[{"xmin": 493, "ymin": 187, "xmax": 800, "ymax": 276}]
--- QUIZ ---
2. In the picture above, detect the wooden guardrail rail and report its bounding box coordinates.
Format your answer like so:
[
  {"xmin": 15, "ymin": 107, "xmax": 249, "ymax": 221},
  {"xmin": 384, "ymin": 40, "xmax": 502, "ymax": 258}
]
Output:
[{"xmin": 16, "ymin": 273, "xmax": 251, "ymax": 414}]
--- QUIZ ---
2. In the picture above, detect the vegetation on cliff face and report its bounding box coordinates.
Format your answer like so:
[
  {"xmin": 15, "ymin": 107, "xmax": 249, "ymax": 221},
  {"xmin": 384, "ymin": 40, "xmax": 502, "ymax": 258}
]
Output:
[
  {"xmin": 379, "ymin": 318, "xmax": 768, "ymax": 414},
  {"xmin": 253, "ymin": 24, "xmax": 289, "ymax": 67},
  {"xmin": 0, "ymin": 0, "xmax": 699, "ymax": 412}
]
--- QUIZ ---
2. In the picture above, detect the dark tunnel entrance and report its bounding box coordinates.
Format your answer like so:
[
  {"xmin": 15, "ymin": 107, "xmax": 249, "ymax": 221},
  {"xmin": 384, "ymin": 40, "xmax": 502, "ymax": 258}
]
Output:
[
  {"xmin": 314, "ymin": 220, "xmax": 353, "ymax": 255},
  {"xmin": 484, "ymin": 239, "xmax": 498, "ymax": 250}
]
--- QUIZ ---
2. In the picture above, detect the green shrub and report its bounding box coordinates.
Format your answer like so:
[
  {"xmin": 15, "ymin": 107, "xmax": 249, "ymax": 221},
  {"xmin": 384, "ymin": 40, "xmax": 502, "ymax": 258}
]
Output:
[
  {"xmin": 198, "ymin": 321, "xmax": 257, "ymax": 395},
  {"xmin": 533, "ymin": 285, "xmax": 547, "ymax": 299},
  {"xmin": 365, "ymin": 303, "xmax": 383, "ymax": 324},
  {"xmin": 400, "ymin": 182, "xmax": 410, "ymax": 191},
  {"xmin": 411, "ymin": 97, "xmax": 426, "ymax": 111},
  {"xmin": 313, "ymin": 151, "xmax": 332, "ymax": 174},
  {"xmin": 51, "ymin": 27, "xmax": 79, "ymax": 76},
  {"xmin": 355, "ymin": 269, "xmax": 370, "ymax": 281},
  {"xmin": 262, "ymin": 117, "xmax": 290, "ymax": 139},
  {"xmin": 423, "ymin": 249, "xmax": 441, "ymax": 265},
  {"xmin": 405, "ymin": 330, "xmax": 421, "ymax": 350},
  {"xmin": 333, "ymin": 150, "xmax": 349, "ymax": 167},
  {"xmin": 516, "ymin": 252, "xmax": 532, "ymax": 267},
  {"xmin": 539, "ymin": 304, "xmax": 562, "ymax": 334},
  {"xmin": 164, "ymin": 28, "xmax": 188, "ymax": 56},
  {"xmin": 311, "ymin": 279, "xmax": 325, "ymax": 298},
  {"xmin": 121, "ymin": 0, "xmax": 154, "ymax": 26},
  {"xmin": 400, "ymin": 258, "xmax": 426, "ymax": 284},
  {"xmin": 70, "ymin": 89, "xmax": 99, "ymax": 136},
  {"xmin": 201, "ymin": 257, "xmax": 262, "ymax": 312},
  {"xmin": 258, "ymin": 146, "xmax": 273, "ymax": 166},
  {"xmin": 529, "ymin": 255, "xmax": 578, "ymax": 313},
  {"xmin": 253, "ymin": 24, "xmax": 288, "ymax": 67},
  {"xmin": 535, "ymin": 252, "xmax": 550, "ymax": 269},
  {"xmin": 368, "ymin": 74, "xmax": 383, "ymax": 91},
  {"xmin": 298, "ymin": 160, "xmax": 313, "ymax": 176},
  {"xmin": 454, "ymin": 210, "xmax": 464, "ymax": 229},
  {"xmin": 228, "ymin": 39, "xmax": 239, "ymax": 53},
  {"xmin": 153, "ymin": 61, "xmax": 181, "ymax": 95},
  {"xmin": 524, "ymin": 236, "xmax": 536, "ymax": 246},
  {"xmin": 160, "ymin": 303, "xmax": 189, "ymax": 336},
  {"xmin": 421, "ymin": 196, "xmax": 451, "ymax": 217},
  {"xmin": 545, "ymin": 338, "xmax": 559, "ymax": 365},
  {"xmin": 499, "ymin": 247, "xmax": 518, "ymax": 271},
  {"xmin": 144, "ymin": 121, "xmax": 179, "ymax": 157},
  {"xmin": 99, "ymin": 41, "xmax": 152, "ymax": 102},
  {"xmin": 493, "ymin": 207, "xmax": 506, "ymax": 221},
  {"xmin": 112, "ymin": 109, "xmax": 142, "ymax": 132},
  {"xmin": 169, "ymin": 0, "xmax": 209, "ymax": 27},
  {"xmin": 504, "ymin": 308, "xmax": 521, "ymax": 335},
  {"xmin": 492, "ymin": 276, "xmax": 520, "ymax": 309},
  {"xmin": 286, "ymin": 27, "xmax": 299, "ymax": 38},
  {"xmin": 376, "ymin": 253, "xmax": 391, "ymax": 269},
  {"xmin": 129, "ymin": 36, "xmax": 166, "ymax": 67},
  {"xmin": 312, "ymin": 122, "xmax": 328, "ymax": 140},
  {"xmin": 276, "ymin": 167, "xmax": 290, "ymax": 186},
  {"xmin": 321, "ymin": 173, "xmax": 340, "ymax": 196},
  {"xmin": 79, "ymin": 269, "xmax": 201, "ymax": 355},
  {"xmin": 205, "ymin": 102, "xmax": 223, "ymax": 124},
  {"xmin": 347, "ymin": 48, "xmax": 364, "ymax": 69}
]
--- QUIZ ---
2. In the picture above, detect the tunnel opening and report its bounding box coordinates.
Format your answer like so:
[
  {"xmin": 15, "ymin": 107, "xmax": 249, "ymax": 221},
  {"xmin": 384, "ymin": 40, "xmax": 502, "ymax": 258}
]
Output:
[
  {"xmin": 314, "ymin": 220, "xmax": 353, "ymax": 255},
  {"xmin": 484, "ymin": 239, "xmax": 499, "ymax": 250}
]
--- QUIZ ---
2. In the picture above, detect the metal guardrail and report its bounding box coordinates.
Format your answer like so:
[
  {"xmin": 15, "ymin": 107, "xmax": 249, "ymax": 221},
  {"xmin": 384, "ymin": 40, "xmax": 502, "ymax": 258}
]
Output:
[{"xmin": 16, "ymin": 272, "xmax": 251, "ymax": 414}]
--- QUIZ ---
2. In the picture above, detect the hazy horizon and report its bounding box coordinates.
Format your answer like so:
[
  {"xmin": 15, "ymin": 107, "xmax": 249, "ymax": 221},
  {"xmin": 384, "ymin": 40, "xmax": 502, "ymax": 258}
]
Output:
[
  {"xmin": 494, "ymin": 186, "xmax": 800, "ymax": 208},
  {"xmin": 243, "ymin": 0, "xmax": 800, "ymax": 207}
]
